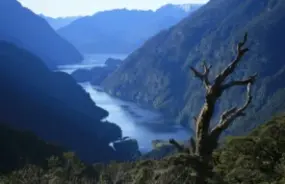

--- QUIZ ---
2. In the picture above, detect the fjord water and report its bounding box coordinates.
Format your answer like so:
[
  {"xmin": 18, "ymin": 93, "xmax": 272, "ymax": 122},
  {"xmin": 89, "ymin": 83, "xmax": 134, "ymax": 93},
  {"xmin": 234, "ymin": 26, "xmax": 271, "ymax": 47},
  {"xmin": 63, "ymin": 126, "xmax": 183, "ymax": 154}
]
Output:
[{"xmin": 59, "ymin": 54, "xmax": 190, "ymax": 152}]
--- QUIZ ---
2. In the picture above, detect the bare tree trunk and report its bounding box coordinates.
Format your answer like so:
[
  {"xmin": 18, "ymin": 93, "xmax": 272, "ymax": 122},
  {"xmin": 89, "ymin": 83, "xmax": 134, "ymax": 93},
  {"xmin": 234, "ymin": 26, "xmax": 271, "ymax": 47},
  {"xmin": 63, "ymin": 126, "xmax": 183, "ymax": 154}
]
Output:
[{"xmin": 169, "ymin": 33, "xmax": 257, "ymax": 184}]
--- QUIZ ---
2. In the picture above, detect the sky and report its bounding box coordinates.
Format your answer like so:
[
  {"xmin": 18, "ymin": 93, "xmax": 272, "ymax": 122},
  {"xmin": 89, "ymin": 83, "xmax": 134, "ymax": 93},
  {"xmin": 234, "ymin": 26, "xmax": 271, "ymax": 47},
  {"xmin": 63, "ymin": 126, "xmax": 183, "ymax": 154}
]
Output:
[{"xmin": 18, "ymin": 0, "xmax": 209, "ymax": 18}]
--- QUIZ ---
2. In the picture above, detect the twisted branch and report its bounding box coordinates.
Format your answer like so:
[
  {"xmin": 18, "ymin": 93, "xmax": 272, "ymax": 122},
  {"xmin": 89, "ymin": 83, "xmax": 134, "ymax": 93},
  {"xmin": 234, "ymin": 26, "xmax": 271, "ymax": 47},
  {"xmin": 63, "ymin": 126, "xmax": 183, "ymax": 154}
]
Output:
[
  {"xmin": 222, "ymin": 74, "xmax": 257, "ymax": 91},
  {"xmin": 190, "ymin": 60, "xmax": 212, "ymax": 90},
  {"xmin": 220, "ymin": 107, "xmax": 238, "ymax": 122},
  {"xmin": 210, "ymin": 82, "xmax": 253, "ymax": 139},
  {"xmin": 214, "ymin": 33, "xmax": 249, "ymax": 86}
]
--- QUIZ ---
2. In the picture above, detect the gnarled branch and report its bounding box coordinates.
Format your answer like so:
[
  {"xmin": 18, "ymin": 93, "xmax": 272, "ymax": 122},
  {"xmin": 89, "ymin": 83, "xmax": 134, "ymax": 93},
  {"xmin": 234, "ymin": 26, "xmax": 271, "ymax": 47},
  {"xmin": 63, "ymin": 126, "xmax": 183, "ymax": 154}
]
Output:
[
  {"xmin": 220, "ymin": 107, "xmax": 237, "ymax": 122},
  {"xmin": 190, "ymin": 60, "xmax": 212, "ymax": 89},
  {"xmin": 214, "ymin": 33, "xmax": 249, "ymax": 86},
  {"xmin": 184, "ymin": 32, "xmax": 256, "ymax": 184},
  {"xmin": 210, "ymin": 82, "xmax": 253, "ymax": 139},
  {"xmin": 222, "ymin": 74, "xmax": 257, "ymax": 91}
]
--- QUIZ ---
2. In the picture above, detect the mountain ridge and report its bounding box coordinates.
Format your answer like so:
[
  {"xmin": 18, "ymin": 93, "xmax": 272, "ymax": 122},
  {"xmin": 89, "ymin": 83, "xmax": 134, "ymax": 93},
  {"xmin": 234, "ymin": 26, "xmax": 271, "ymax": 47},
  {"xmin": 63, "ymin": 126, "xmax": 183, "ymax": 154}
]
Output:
[
  {"xmin": 102, "ymin": 0, "xmax": 285, "ymax": 135},
  {"xmin": 57, "ymin": 3, "xmax": 203, "ymax": 54},
  {"xmin": 40, "ymin": 14, "xmax": 82, "ymax": 30}
]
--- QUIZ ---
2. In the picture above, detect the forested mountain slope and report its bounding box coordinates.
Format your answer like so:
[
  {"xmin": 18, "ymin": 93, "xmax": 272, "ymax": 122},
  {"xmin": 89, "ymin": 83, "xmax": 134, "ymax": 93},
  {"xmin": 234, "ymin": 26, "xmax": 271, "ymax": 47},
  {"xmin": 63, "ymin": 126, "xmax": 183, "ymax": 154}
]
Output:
[{"xmin": 103, "ymin": 0, "xmax": 285, "ymax": 135}]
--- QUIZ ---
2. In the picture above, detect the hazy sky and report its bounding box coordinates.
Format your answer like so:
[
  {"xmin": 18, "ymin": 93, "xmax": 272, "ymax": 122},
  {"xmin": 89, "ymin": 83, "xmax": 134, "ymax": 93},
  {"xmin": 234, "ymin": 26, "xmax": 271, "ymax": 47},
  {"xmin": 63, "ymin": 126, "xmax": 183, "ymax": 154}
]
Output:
[{"xmin": 18, "ymin": 0, "xmax": 209, "ymax": 18}]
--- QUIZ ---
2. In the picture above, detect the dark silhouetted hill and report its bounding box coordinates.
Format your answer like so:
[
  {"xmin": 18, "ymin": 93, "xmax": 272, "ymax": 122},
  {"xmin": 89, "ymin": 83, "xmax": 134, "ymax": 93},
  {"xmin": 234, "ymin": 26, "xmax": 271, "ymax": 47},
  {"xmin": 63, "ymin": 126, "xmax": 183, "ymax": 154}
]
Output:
[{"xmin": 0, "ymin": 41, "xmax": 138, "ymax": 163}]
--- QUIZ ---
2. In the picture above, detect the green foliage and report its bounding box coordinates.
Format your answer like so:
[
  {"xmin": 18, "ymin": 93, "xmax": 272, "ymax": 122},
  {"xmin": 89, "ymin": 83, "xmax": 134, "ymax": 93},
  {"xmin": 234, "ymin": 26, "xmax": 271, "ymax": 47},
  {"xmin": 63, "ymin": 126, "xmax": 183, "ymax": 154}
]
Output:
[
  {"xmin": 2, "ymin": 115, "xmax": 285, "ymax": 183},
  {"xmin": 213, "ymin": 116, "xmax": 285, "ymax": 183}
]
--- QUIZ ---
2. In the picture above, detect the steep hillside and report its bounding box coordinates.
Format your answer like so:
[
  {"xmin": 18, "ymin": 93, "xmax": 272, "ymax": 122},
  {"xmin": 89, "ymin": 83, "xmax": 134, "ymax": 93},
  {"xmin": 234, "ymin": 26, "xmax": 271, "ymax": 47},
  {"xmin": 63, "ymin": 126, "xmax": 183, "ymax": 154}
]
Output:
[
  {"xmin": 0, "ymin": 0, "xmax": 83, "ymax": 68},
  {"xmin": 102, "ymin": 0, "xmax": 285, "ymax": 134},
  {"xmin": 0, "ymin": 41, "xmax": 138, "ymax": 163},
  {"xmin": 57, "ymin": 4, "xmax": 203, "ymax": 54}
]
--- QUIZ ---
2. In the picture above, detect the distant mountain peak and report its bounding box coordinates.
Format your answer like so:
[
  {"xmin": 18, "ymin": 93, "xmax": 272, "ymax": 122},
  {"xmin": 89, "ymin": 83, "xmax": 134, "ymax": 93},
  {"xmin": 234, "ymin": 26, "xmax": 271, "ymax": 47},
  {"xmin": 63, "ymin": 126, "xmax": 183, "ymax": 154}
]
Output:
[
  {"xmin": 57, "ymin": 3, "xmax": 202, "ymax": 54},
  {"xmin": 40, "ymin": 14, "xmax": 82, "ymax": 30},
  {"xmin": 176, "ymin": 3, "xmax": 204, "ymax": 12},
  {"xmin": 156, "ymin": 3, "xmax": 204, "ymax": 13}
]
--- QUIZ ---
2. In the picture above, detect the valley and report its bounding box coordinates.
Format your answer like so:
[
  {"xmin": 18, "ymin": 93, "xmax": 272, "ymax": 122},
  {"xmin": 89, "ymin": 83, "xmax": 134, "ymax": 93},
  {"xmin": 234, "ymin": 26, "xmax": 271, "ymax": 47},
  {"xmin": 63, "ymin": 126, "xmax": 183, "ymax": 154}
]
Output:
[{"xmin": 0, "ymin": 0, "xmax": 285, "ymax": 183}]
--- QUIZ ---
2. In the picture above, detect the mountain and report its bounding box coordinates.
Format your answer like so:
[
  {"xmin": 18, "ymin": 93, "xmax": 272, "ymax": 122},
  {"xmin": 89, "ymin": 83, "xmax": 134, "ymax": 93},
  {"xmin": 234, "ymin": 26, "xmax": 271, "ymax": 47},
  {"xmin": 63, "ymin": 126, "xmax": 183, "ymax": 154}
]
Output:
[
  {"xmin": 0, "ymin": 41, "xmax": 138, "ymax": 163},
  {"xmin": 40, "ymin": 15, "xmax": 82, "ymax": 30},
  {"xmin": 177, "ymin": 3, "xmax": 206, "ymax": 12},
  {"xmin": 0, "ymin": 0, "xmax": 83, "ymax": 68},
  {"xmin": 159, "ymin": 3, "xmax": 204, "ymax": 14},
  {"xmin": 102, "ymin": 0, "xmax": 285, "ymax": 135},
  {"xmin": 57, "ymin": 4, "xmax": 203, "ymax": 54}
]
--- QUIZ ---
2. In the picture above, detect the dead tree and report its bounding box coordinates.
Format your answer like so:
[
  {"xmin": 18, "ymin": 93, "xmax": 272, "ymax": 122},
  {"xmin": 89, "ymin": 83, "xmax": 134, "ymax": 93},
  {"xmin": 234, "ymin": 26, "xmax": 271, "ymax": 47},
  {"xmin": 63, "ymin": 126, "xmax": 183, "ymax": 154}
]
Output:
[{"xmin": 169, "ymin": 33, "xmax": 256, "ymax": 184}]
